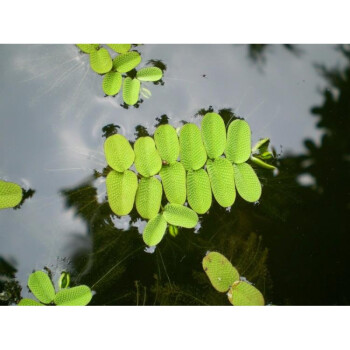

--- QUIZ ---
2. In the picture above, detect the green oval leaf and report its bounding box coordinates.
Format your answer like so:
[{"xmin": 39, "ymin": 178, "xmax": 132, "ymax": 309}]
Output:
[
  {"xmin": 18, "ymin": 298, "xmax": 43, "ymax": 306},
  {"xmin": 225, "ymin": 119, "xmax": 251, "ymax": 164},
  {"xmin": 250, "ymin": 156, "xmax": 276, "ymax": 170},
  {"xmin": 102, "ymin": 71, "xmax": 122, "ymax": 96},
  {"xmin": 76, "ymin": 44, "xmax": 99, "ymax": 53},
  {"xmin": 228, "ymin": 281, "xmax": 265, "ymax": 306},
  {"xmin": 89, "ymin": 48, "xmax": 112, "ymax": 74},
  {"xmin": 234, "ymin": 163, "xmax": 262, "ymax": 202},
  {"xmin": 187, "ymin": 169, "xmax": 212, "ymax": 214},
  {"xmin": 107, "ymin": 44, "xmax": 131, "ymax": 53},
  {"xmin": 159, "ymin": 162, "xmax": 186, "ymax": 205},
  {"xmin": 154, "ymin": 124, "xmax": 179, "ymax": 164},
  {"xmin": 135, "ymin": 177, "xmax": 162, "ymax": 220},
  {"xmin": 134, "ymin": 136, "xmax": 162, "ymax": 177},
  {"xmin": 201, "ymin": 112, "xmax": 226, "ymax": 159},
  {"xmin": 206, "ymin": 158, "xmax": 236, "ymax": 207},
  {"xmin": 136, "ymin": 67, "xmax": 163, "ymax": 81},
  {"xmin": 179, "ymin": 123, "xmax": 207, "ymax": 170},
  {"xmin": 123, "ymin": 77, "xmax": 140, "ymax": 106},
  {"xmin": 28, "ymin": 271, "xmax": 55, "ymax": 304},
  {"xmin": 104, "ymin": 134, "xmax": 135, "ymax": 172},
  {"xmin": 202, "ymin": 252, "xmax": 240, "ymax": 293},
  {"xmin": 54, "ymin": 285, "xmax": 93, "ymax": 306},
  {"xmin": 143, "ymin": 214, "xmax": 167, "ymax": 246},
  {"xmin": 0, "ymin": 180, "xmax": 22, "ymax": 209},
  {"xmin": 163, "ymin": 203, "xmax": 198, "ymax": 228},
  {"xmin": 58, "ymin": 272, "xmax": 70, "ymax": 289},
  {"xmin": 106, "ymin": 170, "xmax": 138, "ymax": 216},
  {"xmin": 113, "ymin": 51, "xmax": 141, "ymax": 73}
]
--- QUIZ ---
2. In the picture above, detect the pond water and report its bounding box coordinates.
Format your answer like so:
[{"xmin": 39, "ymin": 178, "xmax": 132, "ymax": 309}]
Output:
[{"xmin": 0, "ymin": 44, "xmax": 349, "ymax": 305}]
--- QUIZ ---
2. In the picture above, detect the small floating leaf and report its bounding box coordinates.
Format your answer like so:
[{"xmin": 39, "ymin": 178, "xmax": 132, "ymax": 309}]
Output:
[
  {"xmin": 201, "ymin": 113, "xmax": 226, "ymax": 159},
  {"xmin": 159, "ymin": 162, "xmax": 186, "ymax": 205},
  {"xmin": 90, "ymin": 48, "xmax": 112, "ymax": 74},
  {"xmin": 136, "ymin": 67, "xmax": 163, "ymax": 81},
  {"xmin": 234, "ymin": 163, "xmax": 262, "ymax": 202},
  {"xmin": 168, "ymin": 225, "xmax": 179, "ymax": 237},
  {"xmin": 135, "ymin": 177, "xmax": 162, "ymax": 220},
  {"xmin": 226, "ymin": 119, "xmax": 251, "ymax": 164},
  {"xmin": 107, "ymin": 44, "xmax": 131, "ymax": 53},
  {"xmin": 228, "ymin": 281, "xmax": 265, "ymax": 306},
  {"xmin": 104, "ymin": 134, "xmax": 134, "ymax": 172},
  {"xmin": 207, "ymin": 158, "xmax": 236, "ymax": 207},
  {"xmin": 163, "ymin": 203, "xmax": 198, "ymax": 228},
  {"xmin": 113, "ymin": 51, "xmax": 141, "ymax": 73},
  {"xmin": 134, "ymin": 137, "xmax": 162, "ymax": 177},
  {"xmin": 58, "ymin": 271, "xmax": 70, "ymax": 289},
  {"xmin": 250, "ymin": 155, "xmax": 276, "ymax": 170},
  {"xmin": 252, "ymin": 138, "xmax": 270, "ymax": 153},
  {"xmin": 143, "ymin": 214, "xmax": 167, "ymax": 246},
  {"xmin": 202, "ymin": 252, "xmax": 239, "ymax": 293},
  {"xmin": 28, "ymin": 271, "xmax": 55, "ymax": 304},
  {"xmin": 54, "ymin": 285, "xmax": 93, "ymax": 306},
  {"xmin": 76, "ymin": 44, "xmax": 99, "ymax": 53},
  {"xmin": 102, "ymin": 71, "xmax": 122, "ymax": 96},
  {"xmin": 180, "ymin": 123, "xmax": 207, "ymax": 170},
  {"xmin": 106, "ymin": 170, "xmax": 138, "ymax": 216},
  {"xmin": 154, "ymin": 124, "xmax": 179, "ymax": 164},
  {"xmin": 187, "ymin": 169, "xmax": 212, "ymax": 214},
  {"xmin": 18, "ymin": 298, "xmax": 43, "ymax": 306},
  {"xmin": 0, "ymin": 180, "xmax": 23, "ymax": 209},
  {"xmin": 123, "ymin": 77, "xmax": 140, "ymax": 106}
]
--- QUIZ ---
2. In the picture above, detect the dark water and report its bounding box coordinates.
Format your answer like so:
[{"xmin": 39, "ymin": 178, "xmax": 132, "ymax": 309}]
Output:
[{"xmin": 0, "ymin": 44, "xmax": 349, "ymax": 305}]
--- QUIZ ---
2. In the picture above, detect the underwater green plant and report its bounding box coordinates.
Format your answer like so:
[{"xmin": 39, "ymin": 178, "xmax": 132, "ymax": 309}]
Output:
[
  {"xmin": 0, "ymin": 180, "xmax": 23, "ymax": 209},
  {"xmin": 76, "ymin": 44, "xmax": 164, "ymax": 106},
  {"xmin": 202, "ymin": 251, "xmax": 264, "ymax": 306},
  {"xmin": 18, "ymin": 270, "xmax": 93, "ymax": 306}
]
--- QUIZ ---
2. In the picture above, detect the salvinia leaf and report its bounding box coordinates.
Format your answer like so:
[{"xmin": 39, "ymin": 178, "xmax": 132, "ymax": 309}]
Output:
[
  {"xmin": 104, "ymin": 134, "xmax": 134, "ymax": 172},
  {"xmin": 234, "ymin": 163, "xmax": 262, "ymax": 202},
  {"xmin": 206, "ymin": 158, "xmax": 236, "ymax": 207},
  {"xmin": 179, "ymin": 123, "xmax": 207, "ymax": 170},
  {"xmin": 154, "ymin": 124, "xmax": 179, "ymax": 164},
  {"xmin": 136, "ymin": 67, "xmax": 163, "ymax": 82},
  {"xmin": 227, "ymin": 281, "xmax": 265, "ymax": 306},
  {"xmin": 159, "ymin": 162, "xmax": 186, "ymax": 205},
  {"xmin": 107, "ymin": 44, "xmax": 131, "ymax": 53},
  {"xmin": 54, "ymin": 285, "xmax": 93, "ymax": 306},
  {"xmin": 113, "ymin": 51, "xmax": 141, "ymax": 73},
  {"xmin": 134, "ymin": 136, "xmax": 162, "ymax": 177},
  {"xmin": 202, "ymin": 252, "xmax": 240, "ymax": 293},
  {"xmin": 250, "ymin": 155, "xmax": 276, "ymax": 170},
  {"xmin": 225, "ymin": 119, "xmax": 251, "ymax": 164},
  {"xmin": 135, "ymin": 177, "xmax": 162, "ymax": 220},
  {"xmin": 102, "ymin": 71, "xmax": 122, "ymax": 96},
  {"xmin": 89, "ymin": 48, "xmax": 112, "ymax": 74},
  {"xmin": 201, "ymin": 112, "xmax": 226, "ymax": 159},
  {"xmin": 252, "ymin": 138, "xmax": 270, "ymax": 153},
  {"xmin": 163, "ymin": 203, "xmax": 198, "ymax": 228},
  {"xmin": 187, "ymin": 169, "xmax": 212, "ymax": 214},
  {"xmin": 28, "ymin": 271, "xmax": 55, "ymax": 304},
  {"xmin": 0, "ymin": 180, "xmax": 23, "ymax": 209},
  {"xmin": 58, "ymin": 272, "xmax": 70, "ymax": 289},
  {"xmin": 143, "ymin": 214, "xmax": 167, "ymax": 246},
  {"xmin": 18, "ymin": 298, "xmax": 43, "ymax": 306},
  {"xmin": 106, "ymin": 170, "xmax": 138, "ymax": 216},
  {"xmin": 76, "ymin": 44, "xmax": 99, "ymax": 53},
  {"xmin": 123, "ymin": 77, "xmax": 140, "ymax": 106}
]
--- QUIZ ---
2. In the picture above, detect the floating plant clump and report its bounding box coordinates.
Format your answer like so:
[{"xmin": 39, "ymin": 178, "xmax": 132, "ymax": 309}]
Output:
[
  {"xmin": 103, "ymin": 112, "xmax": 276, "ymax": 246},
  {"xmin": 0, "ymin": 180, "xmax": 23, "ymax": 209},
  {"xmin": 76, "ymin": 44, "xmax": 164, "ymax": 106}
]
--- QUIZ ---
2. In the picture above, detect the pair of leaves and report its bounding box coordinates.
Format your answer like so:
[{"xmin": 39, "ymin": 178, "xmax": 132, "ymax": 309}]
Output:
[
  {"xmin": 0, "ymin": 180, "xmax": 23, "ymax": 209},
  {"xmin": 202, "ymin": 252, "xmax": 264, "ymax": 306}
]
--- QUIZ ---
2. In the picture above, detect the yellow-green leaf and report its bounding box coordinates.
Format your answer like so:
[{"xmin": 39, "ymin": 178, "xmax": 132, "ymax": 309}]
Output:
[
  {"xmin": 234, "ymin": 163, "xmax": 262, "ymax": 202},
  {"xmin": 134, "ymin": 137, "xmax": 162, "ymax": 177},
  {"xmin": 154, "ymin": 124, "xmax": 179, "ymax": 164},
  {"xmin": 250, "ymin": 156, "xmax": 276, "ymax": 170},
  {"xmin": 0, "ymin": 180, "xmax": 22, "ymax": 209},
  {"xmin": 123, "ymin": 77, "xmax": 140, "ymax": 106},
  {"xmin": 113, "ymin": 52, "xmax": 141, "ymax": 73},
  {"xmin": 143, "ymin": 214, "xmax": 167, "ymax": 246},
  {"xmin": 89, "ymin": 48, "xmax": 112, "ymax": 74},
  {"xmin": 187, "ymin": 169, "xmax": 212, "ymax": 214},
  {"xmin": 102, "ymin": 71, "xmax": 122, "ymax": 96},
  {"xmin": 54, "ymin": 285, "xmax": 92, "ymax": 306},
  {"xmin": 18, "ymin": 298, "xmax": 43, "ymax": 306},
  {"xmin": 136, "ymin": 67, "xmax": 163, "ymax": 81},
  {"xmin": 163, "ymin": 203, "xmax": 198, "ymax": 228},
  {"xmin": 228, "ymin": 281, "xmax": 265, "ymax": 306},
  {"xmin": 28, "ymin": 271, "xmax": 55, "ymax": 304},
  {"xmin": 107, "ymin": 44, "xmax": 131, "ymax": 53},
  {"xmin": 76, "ymin": 44, "xmax": 99, "ymax": 53}
]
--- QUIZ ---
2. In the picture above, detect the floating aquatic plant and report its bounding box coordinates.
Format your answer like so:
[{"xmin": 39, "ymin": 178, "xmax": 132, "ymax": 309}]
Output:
[
  {"xmin": 202, "ymin": 251, "xmax": 264, "ymax": 306},
  {"xmin": 0, "ymin": 180, "xmax": 23, "ymax": 209},
  {"xmin": 18, "ymin": 270, "xmax": 93, "ymax": 306}
]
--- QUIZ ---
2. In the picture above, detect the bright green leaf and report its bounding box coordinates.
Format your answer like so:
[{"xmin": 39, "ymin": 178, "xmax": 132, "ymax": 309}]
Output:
[
  {"xmin": 201, "ymin": 112, "xmax": 226, "ymax": 159},
  {"xmin": 234, "ymin": 163, "xmax": 262, "ymax": 202},
  {"xmin": 18, "ymin": 298, "xmax": 43, "ymax": 306},
  {"xmin": 134, "ymin": 137, "xmax": 162, "ymax": 177},
  {"xmin": 250, "ymin": 155, "xmax": 276, "ymax": 170},
  {"xmin": 54, "ymin": 285, "xmax": 92, "ymax": 306},
  {"xmin": 102, "ymin": 71, "xmax": 122, "ymax": 96},
  {"xmin": 168, "ymin": 225, "xmax": 179, "ymax": 237},
  {"xmin": 76, "ymin": 44, "xmax": 99, "ymax": 53},
  {"xmin": 0, "ymin": 180, "xmax": 22, "ymax": 209},
  {"xmin": 163, "ymin": 203, "xmax": 198, "ymax": 228},
  {"xmin": 28, "ymin": 271, "xmax": 55, "ymax": 304},
  {"xmin": 58, "ymin": 272, "xmax": 70, "ymax": 289},
  {"xmin": 143, "ymin": 214, "xmax": 167, "ymax": 246},
  {"xmin": 113, "ymin": 52, "xmax": 141, "ymax": 73},
  {"xmin": 187, "ymin": 169, "xmax": 212, "ymax": 214},
  {"xmin": 107, "ymin": 44, "xmax": 131, "ymax": 53},
  {"xmin": 202, "ymin": 252, "xmax": 240, "ymax": 293},
  {"xmin": 106, "ymin": 170, "xmax": 138, "ymax": 216},
  {"xmin": 154, "ymin": 124, "xmax": 179, "ymax": 164},
  {"xmin": 104, "ymin": 134, "xmax": 134, "ymax": 172},
  {"xmin": 89, "ymin": 48, "xmax": 112, "ymax": 74},
  {"xmin": 123, "ymin": 77, "xmax": 140, "ymax": 106},
  {"xmin": 225, "ymin": 119, "xmax": 251, "ymax": 164},
  {"xmin": 136, "ymin": 67, "xmax": 163, "ymax": 82},
  {"xmin": 252, "ymin": 138, "xmax": 270, "ymax": 153},
  {"xmin": 228, "ymin": 281, "xmax": 265, "ymax": 306}
]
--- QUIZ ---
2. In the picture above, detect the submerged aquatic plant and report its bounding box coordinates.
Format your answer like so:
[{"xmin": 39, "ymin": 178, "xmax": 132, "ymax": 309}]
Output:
[
  {"xmin": 202, "ymin": 251, "xmax": 264, "ymax": 306},
  {"xmin": 103, "ymin": 112, "xmax": 276, "ymax": 247},
  {"xmin": 18, "ymin": 270, "xmax": 92, "ymax": 306},
  {"xmin": 0, "ymin": 180, "xmax": 23, "ymax": 209}
]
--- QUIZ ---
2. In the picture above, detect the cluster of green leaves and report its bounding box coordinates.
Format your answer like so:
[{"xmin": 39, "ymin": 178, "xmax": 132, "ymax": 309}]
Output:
[
  {"xmin": 76, "ymin": 44, "xmax": 163, "ymax": 105},
  {"xmin": 104, "ymin": 113, "xmax": 275, "ymax": 246},
  {"xmin": 0, "ymin": 180, "xmax": 23, "ymax": 209},
  {"xmin": 202, "ymin": 251, "xmax": 264, "ymax": 306},
  {"xmin": 18, "ymin": 270, "xmax": 93, "ymax": 306}
]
